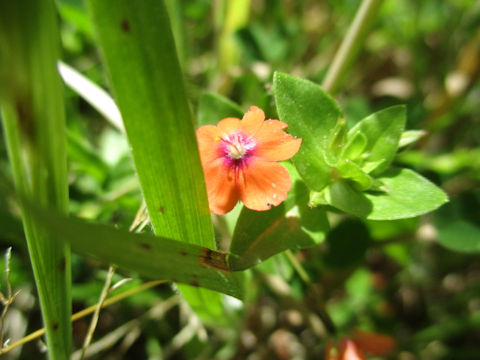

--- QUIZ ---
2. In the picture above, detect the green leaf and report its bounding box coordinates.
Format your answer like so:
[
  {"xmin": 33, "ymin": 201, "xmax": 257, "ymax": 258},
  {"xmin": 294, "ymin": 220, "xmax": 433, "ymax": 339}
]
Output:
[
  {"xmin": 324, "ymin": 181, "xmax": 373, "ymax": 218},
  {"xmin": 197, "ymin": 92, "xmax": 244, "ymax": 126},
  {"xmin": 289, "ymin": 181, "xmax": 329, "ymax": 245},
  {"xmin": 336, "ymin": 159, "xmax": 374, "ymax": 191},
  {"xmin": 398, "ymin": 130, "xmax": 426, "ymax": 148},
  {"xmin": 317, "ymin": 168, "xmax": 448, "ymax": 220},
  {"xmin": 434, "ymin": 200, "xmax": 480, "ymax": 253},
  {"xmin": 57, "ymin": 0, "xmax": 94, "ymax": 37},
  {"xmin": 437, "ymin": 220, "xmax": 480, "ymax": 253},
  {"xmin": 87, "ymin": 0, "xmax": 224, "ymax": 323},
  {"xmin": 273, "ymin": 72, "xmax": 343, "ymax": 191},
  {"xmin": 20, "ymin": 203, "xmax": 245, "ymax": 299},
  {"xmin": 0, "ymin": 1, "xmax": 71, "ymax": 357},
  {"xmin": 325, "ymin": 118, "xmax": 348, "ymax": 165},
  {"xmin": 229, "ymin": 163, "xmax": 328, "ymax": 270},
  {"xmin": 345, "ymin": 105, "xmax": 406, "ymax": 175},
  {"xmin": 66, "ymin": 130, "xmax": 108, "ymax": 183},
  {"xmin": 341, "ymin": 130, "xmax": 367, "ymax": 161},
  {"xmin": 58, "ymin": 61, "xmax": 123, "ymax": 131},
  {"xmin": 364, "ymin": 168, "xmax": 448, "ymax": 220},
  {"xmin": 229, "ymin": 205, "xmax": 311, "ymax": 270}
]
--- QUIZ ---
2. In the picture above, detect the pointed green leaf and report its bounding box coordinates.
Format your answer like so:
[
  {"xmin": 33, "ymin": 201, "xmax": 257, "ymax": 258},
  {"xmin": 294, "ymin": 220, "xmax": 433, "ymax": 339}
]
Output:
[
  {"xmin": 336, "ymin": 159, "xmax": 374, "ymax": 191},
  {"xmin": 325, "ymin": 181, "xmax": 373, "ymax": 218},
  {"xmin": 346, "ymin": 105, "xmax": 406, "ymax": 175},
  {"xmin": 229, "ymin": 163, "xmax": 328, "ymax": 270},
  {"xmin": 23, "ymin": 205, "xmax": 245, "ymax": 299},
  {"xmin": 399, "ymin": 130, "xmax": 427, "ymax": 148},
  {"xmin": 364, "ymin": 168, "xmax": 448, "ymax": 220},
  {"xmin": 322, "ymin": 169, "xmax": 448, "ymax": 220},
  {"xmin": 197, "ymin": 92, "xmax": 244, "ymax": 126},
  {"xmin": 87, "ymin": 0, "xmax": 224, "ymax": 322},
  {"xmin": 273, "ymin": 72, "xmax": 343, "ymax": 191},
  {"xmin": 229, "ymin": 205, "xmax": 310, "ymax": 270},
  {"xmin": 341, "ymin": 130, "xmax": 367, "ymax": 161}
]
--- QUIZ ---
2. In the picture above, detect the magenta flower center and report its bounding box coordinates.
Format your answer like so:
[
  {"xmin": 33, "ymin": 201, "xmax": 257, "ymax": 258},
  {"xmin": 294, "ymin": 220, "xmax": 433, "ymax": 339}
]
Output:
[{"xmin": 219, "ymin": 133, "xmax": 256, "ymax": 166}]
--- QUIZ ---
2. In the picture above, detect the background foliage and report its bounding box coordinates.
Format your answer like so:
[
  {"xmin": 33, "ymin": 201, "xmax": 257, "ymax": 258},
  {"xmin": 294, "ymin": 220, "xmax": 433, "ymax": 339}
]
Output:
[{"xmin": 1, "ymin": 0, "xmax": 479, "ymax": 359}]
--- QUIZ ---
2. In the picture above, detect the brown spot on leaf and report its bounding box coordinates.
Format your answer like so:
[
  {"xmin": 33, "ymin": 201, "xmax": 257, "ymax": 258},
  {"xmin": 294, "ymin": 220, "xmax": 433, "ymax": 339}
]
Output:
[
  {"xmin": 190, "ymin": 281, "xmax": 200, "ymax": 287},
  {"xmin": 199, "ymin": 248, "xmax": 230, "ymax": 272},
  {"xmin": 52, "ymin": 322, "xmax": 59, "ymax": 330},
  {"xmin": 15, "ymin": 95, "xmax": 35, "ymax": 140},
  {"xmin": 59, "ymin": 257, "xmax": 66, "ymax": 272},
  {"xmin": 159, "ymin": 206, "xmax": 165, "ymax": 214},
  {"xmin": 140, "ymin": 242, "xmax": 152, "ymax": 250},
  {"xmin": 121, "ymin": 19, "xmax": 130, "ymax": 33},
  {"xmin": 180, "ymin": 251, "xmax": 188, "ymax": 256}
]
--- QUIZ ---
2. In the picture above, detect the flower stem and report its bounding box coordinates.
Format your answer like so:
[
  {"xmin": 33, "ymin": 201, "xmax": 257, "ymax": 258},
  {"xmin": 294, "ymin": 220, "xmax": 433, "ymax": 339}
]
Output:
[
  {"xmin": 285, "ymin": 250, "xmax": 336, "ymax": 335},
  {"xmin": 322, "ymin": 0, "xmax": 385, "ymax": 94}
]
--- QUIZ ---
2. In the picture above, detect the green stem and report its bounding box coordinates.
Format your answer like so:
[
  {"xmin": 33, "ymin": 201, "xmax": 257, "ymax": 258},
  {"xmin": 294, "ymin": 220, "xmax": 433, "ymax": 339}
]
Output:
[
  {"xmin": 0, "ymin": 280, "xmax": 166, "ymax": 356},
  {"xmin": 322, "ymin": 0, "xmax": 385, "ymax": 94},
  {"xmin": 285, "ymin": 250, "xmax": 336, "ymax": 335},
  {"xmin": 285, "ymin": 249, "xmax": 311, "ymax": 285}
]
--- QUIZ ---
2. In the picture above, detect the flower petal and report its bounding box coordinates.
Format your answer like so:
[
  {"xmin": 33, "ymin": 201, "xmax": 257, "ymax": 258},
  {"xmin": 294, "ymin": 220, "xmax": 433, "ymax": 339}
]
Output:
[
  {"xmin": 196, "ymin": 125, "xmax": 223, "ymax": 165},
  {"xmin": 254, "ymin": 120, "xmax": 302, "ymax": 161},
  {"xmin": 352, "ymin": 329, "xmax": 395, "ymax": 356},
  {"xmin": 339, "ymin": 339, "xmax": 366, "ymax": 360},
  {"xmin": 241, "ymin": 105, "xmax": 265, "ymax": 134},
  {"xmin": 217, "ymin": 117, "xmax": 242, "ymax": 135},
  {"xmin": 203, "ymin": 158, "xmax": 239, "ymax": 215},
  {"xmin": 238, "ymin": 160, "xmax": 291, "ymax": 211}
]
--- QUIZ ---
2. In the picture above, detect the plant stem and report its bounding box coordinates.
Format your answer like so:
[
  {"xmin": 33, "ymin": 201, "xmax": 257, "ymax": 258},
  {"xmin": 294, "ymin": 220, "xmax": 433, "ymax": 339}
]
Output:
[
  {"xmin": 0, "ymin": 280, "xmax": 166, "ymax": 356},
  {"xmin": 322, "ymin": 0, "xmax": 385, "ymax": 94},
  {"xmin": 285, "ymin": 250, "xmax": 336, "ymax": 335},
  {"xmin": 79, "ymin": 203, "xmax": 149, "ymax": 358},
  {"xmin": 79, "ymin": 266, "xmax": 116, "ymax": 360},
  {"xmin": 0, "ymin": 248, "xmax": 20, "ymax": 347},
  {"xmin": 285, "ymin": 249, "xmax": 311, "ymax": 285}
]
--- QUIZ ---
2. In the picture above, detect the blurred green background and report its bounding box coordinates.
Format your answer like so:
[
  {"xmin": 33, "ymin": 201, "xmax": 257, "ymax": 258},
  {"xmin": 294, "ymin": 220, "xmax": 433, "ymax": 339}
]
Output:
[{"xmin": 1, "ymin": 0, "xmax": 479, "ymax": 358}]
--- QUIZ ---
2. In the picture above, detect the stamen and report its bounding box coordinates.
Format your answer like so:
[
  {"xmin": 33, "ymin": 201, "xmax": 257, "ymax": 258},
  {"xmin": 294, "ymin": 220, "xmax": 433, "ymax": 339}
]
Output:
[{"xmin": 219, "ymin": 133, "xmax": 256, "ymax": 160}]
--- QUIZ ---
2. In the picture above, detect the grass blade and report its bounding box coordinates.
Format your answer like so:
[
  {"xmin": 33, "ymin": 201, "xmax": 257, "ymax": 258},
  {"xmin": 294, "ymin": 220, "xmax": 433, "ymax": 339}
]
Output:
[
  {"xmin": 86, "ymin": 0, "xmax": 227, "ymax": 322},
  {"xmin": 27, "ymin": 206, "xmax": 244, "ymax": 299},
  {"xmin": 0, "ymin": 1, "xmax": 71, "ymax": 358},
  {"xmin": 58, "ymin": 61, "xmax": 123, "ymax": 132}
]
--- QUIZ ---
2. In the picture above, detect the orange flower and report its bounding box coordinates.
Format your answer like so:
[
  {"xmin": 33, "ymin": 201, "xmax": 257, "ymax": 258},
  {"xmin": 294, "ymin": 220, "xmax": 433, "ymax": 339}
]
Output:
[
  {"xmin": 325, "ymin": 330, "xmax": 395, "ymax": 360},
  {"xmin": 196, "ymin": 106, "xmax": 302, "ymax": 215}
]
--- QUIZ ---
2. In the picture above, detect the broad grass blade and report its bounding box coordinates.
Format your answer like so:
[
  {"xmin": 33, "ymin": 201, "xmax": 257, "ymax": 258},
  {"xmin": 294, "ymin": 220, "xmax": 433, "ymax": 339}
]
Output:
[
  {"xmin": 0, "ymin": 1, "xmax": 71, "ymax": 358},
  {"xmin": 19, "ymin": 204, "xmax": 244, "ymax": 299},
  {"xmin": 86, "ymin": 0, "xmax": 227, "ymax": 322}
]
